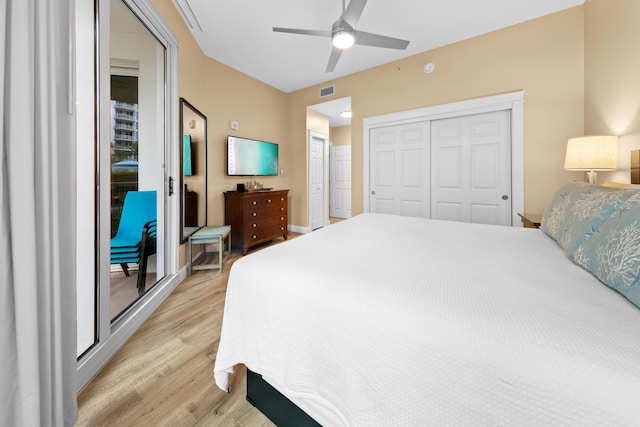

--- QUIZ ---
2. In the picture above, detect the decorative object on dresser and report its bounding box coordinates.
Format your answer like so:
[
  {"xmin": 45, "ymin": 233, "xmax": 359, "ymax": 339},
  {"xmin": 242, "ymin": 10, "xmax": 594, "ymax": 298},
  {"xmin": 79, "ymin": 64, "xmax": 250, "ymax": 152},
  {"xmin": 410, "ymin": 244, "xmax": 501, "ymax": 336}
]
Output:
[{"xmin": 224, "ymin": 189, "xmax": 289, "ymax": 255}]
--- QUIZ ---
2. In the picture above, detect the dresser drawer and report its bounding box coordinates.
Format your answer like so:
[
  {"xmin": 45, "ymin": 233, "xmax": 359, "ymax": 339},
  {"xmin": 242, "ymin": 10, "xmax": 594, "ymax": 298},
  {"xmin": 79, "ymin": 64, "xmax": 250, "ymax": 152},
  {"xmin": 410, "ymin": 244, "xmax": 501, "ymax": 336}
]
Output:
[
  {"xmin": 243, "ymin": 195, "xmax": 286, "ymax": 210},
  {"xmin": 244, "ymin": 203, "xmax": 287, "ymax": 221},
  {"xmin": 245, "ymin": 223, "xmax": 288, "ymax": 243},
  {"xmin": 244, "ymin": 214, "xmax": 287, "ymax": 233}
]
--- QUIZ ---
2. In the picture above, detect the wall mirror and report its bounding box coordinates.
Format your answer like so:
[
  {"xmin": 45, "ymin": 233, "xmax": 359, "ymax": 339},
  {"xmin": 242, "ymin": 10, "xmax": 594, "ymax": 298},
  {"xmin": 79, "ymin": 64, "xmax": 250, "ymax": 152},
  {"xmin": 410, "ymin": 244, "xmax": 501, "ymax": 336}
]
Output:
[{"xmin": 180, "ymin": 98, "xmax": 207, "ymax": 243}]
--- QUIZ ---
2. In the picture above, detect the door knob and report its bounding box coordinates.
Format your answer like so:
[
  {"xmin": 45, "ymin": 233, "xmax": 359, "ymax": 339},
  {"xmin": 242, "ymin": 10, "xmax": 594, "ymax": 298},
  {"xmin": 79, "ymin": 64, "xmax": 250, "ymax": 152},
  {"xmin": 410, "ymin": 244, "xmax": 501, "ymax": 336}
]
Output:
[
  {"xmin": 502, "ymin": 195, "xmax": 509, "ymax": 200},
  {"xmin": 371, "ymin": 190, "xmax": 376, "ymax": 195}
]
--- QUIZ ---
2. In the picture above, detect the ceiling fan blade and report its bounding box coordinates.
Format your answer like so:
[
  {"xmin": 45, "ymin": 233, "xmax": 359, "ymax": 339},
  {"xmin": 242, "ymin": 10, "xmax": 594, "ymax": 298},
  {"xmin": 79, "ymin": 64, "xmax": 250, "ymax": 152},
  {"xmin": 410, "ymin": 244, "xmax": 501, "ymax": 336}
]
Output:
[
  {"xmin": 273, "ymin": 27, "xmax": 332, "ymax": 38},
  {"xmin": 354, "ymin": 30, "xmax": 410, "ymax": 50},
  {"xmin": 326, "ymin": 46, "xmax": 343, "ymax": 72},
  {"xmin": 342, "ymin": 0, "xmax": 368, "ymax": 28}
]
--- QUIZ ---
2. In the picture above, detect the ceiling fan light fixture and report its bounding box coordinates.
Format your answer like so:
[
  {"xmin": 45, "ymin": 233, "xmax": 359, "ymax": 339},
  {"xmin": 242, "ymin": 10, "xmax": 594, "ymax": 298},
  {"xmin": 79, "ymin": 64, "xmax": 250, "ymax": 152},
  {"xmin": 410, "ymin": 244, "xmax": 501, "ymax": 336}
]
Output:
[
  {"xmin": 274, "ymin": 1, "xmax": 410, "ymax": 73},
  {"xmin": 332, "ymin": 30, "xmax": 355, "ymax": 49},
  {"xmin": 340, "ymin": 110, "xmax": 352, "ymax": 118}
]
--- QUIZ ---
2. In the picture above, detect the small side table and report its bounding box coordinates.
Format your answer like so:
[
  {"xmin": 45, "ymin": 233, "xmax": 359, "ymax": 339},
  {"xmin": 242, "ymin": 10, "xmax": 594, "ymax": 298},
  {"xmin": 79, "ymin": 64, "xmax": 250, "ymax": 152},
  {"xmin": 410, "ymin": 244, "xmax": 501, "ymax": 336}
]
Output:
[
  {"xmin": 518, "ymin": 213, "xmax": 542, "ymax": 229},
  {"xmin": 187, "ymin": 225, "xmax": 231, "ymax": 275}
]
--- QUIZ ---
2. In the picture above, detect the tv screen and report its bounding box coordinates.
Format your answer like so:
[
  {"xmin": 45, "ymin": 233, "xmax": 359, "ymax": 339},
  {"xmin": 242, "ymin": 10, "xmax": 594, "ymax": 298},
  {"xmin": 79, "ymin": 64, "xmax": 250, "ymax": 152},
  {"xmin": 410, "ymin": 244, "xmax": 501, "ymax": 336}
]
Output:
[
  {"xmin": 183, "ymin": 134, "xmax": 193, "ymax": 176},
  {"xmin": 227, "ymin": 135, "xmax": 278, "ymax": 176}
]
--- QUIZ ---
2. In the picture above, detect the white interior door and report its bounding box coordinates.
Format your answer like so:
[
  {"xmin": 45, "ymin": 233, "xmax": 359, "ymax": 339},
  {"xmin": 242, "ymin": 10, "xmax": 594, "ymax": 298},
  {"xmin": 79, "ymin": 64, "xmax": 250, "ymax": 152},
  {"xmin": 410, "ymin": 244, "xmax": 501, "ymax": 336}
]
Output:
[
  {"xmin": 431, "ymin": 110, "xmax": 511, "ymax": 225},
  {"xmin": 309, "ymin": 131, "xmax": 326, "ymax": 230},
  {"xmin": 329, "ymin": 145, "xmax": 351, "ymax": 219},
  {"xmin": 369, "ymin": 122, "xmax": 430, "ymax": 218}
]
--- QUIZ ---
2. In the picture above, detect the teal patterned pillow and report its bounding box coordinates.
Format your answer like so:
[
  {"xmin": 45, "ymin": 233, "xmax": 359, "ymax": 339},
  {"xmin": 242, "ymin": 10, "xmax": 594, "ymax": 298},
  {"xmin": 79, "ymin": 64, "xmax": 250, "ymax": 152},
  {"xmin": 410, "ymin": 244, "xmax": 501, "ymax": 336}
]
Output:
[
  {"xmin": 541, "ymin": 182, "xmax": 635, "ymax": 255},
  {"xmin": 572, "ymin": 191, "xmax": 640, "ymax": 309}
]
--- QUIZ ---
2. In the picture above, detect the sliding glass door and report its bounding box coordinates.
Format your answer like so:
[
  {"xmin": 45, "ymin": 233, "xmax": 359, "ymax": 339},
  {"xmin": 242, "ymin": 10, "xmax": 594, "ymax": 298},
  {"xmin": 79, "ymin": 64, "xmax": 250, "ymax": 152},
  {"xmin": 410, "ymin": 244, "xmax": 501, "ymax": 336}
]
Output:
[
  {"xmin": 109, "ymin": 0, "xmax": 166, "ymax": 321},
  {"xmin": 76, "ymin": 0, "xmax": 179, "ymax": 387}
]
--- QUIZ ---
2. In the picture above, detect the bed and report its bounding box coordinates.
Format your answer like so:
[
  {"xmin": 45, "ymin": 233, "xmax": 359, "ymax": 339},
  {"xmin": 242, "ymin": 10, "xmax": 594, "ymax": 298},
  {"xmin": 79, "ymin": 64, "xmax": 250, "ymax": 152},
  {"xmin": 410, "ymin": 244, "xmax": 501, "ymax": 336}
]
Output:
[{"xmin": 214, "ymin": 182, "xmax": 640, "ymax": 426}]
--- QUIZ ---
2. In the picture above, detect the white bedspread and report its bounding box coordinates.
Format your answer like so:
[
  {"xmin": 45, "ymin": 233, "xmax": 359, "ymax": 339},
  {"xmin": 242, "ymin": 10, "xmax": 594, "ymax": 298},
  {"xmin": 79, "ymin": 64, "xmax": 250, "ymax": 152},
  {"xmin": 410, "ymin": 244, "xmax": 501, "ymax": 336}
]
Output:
[{"xmin": 214, "ymin": 213, "xmax": 640, "ymax": 426}]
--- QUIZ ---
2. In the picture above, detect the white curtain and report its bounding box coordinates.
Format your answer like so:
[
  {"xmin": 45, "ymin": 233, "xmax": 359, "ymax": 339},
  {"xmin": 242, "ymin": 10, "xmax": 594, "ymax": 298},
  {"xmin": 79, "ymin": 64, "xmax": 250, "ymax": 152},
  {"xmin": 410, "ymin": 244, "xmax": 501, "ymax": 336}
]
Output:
[{"xmin": 0, "ymin": 0, "xmax": 78, "ymax": 425}]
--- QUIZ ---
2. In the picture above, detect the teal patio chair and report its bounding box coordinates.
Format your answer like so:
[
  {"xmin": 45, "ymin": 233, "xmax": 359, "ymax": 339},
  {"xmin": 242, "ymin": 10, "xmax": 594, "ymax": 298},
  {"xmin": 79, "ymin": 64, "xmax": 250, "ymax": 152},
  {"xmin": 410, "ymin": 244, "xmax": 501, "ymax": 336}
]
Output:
[{"xmin": 111, "ymin": 191, "xmax": 157, "ymax": 296}]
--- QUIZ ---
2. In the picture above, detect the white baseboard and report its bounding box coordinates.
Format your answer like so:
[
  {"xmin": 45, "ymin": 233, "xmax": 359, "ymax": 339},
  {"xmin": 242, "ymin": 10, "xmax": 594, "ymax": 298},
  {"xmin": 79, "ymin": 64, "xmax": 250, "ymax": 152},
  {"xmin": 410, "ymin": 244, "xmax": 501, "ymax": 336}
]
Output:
[{"xmin": 288, "ymin": 224, "xmax": 310, "ymax": 234}]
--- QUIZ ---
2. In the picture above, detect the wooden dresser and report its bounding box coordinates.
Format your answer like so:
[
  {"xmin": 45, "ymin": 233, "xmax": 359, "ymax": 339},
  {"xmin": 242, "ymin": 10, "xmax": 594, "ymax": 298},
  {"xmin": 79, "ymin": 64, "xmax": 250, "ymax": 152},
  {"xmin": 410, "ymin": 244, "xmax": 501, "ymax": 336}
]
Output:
[{"xmin": 224, "ymin": 189, "xmax": 289, "ymax": 255}]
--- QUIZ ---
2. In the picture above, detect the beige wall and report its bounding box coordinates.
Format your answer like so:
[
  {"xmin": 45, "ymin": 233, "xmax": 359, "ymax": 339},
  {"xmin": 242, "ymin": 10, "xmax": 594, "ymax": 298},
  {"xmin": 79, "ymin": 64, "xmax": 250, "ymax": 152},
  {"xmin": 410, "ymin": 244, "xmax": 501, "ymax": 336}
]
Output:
[
  {"xmin": 154, "ymin": 2, "xmax": 592, "ymax": 259},
  {"xmin": 330, "ymin": 126, "xmax": 351, "ymax": 146},
  {"xmin": 141, "ymin": 0, "xmax": 640, "ymax": 265},
  {"xmin": 151, "ymin": 0, "xmax": 291, "ymax": 266},
  {"xmin": 289, "ymin": 7, "xmax": 585, "ymax": 218},
  {"xmin": 306, "ymin": 109, "xmax": 330, "ymax": 136},
  {"xmin": 584, "ymin": 0, "xmax": 640, "ymax": 184}
]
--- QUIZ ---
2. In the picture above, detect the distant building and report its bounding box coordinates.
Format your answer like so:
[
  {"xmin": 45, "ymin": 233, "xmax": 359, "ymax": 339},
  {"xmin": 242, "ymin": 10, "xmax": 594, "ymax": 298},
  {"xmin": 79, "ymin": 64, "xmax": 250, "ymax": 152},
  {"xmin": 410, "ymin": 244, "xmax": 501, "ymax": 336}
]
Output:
[{"xmin": 111, "ymin": 100, "xmax": 139, "ymax": 161}]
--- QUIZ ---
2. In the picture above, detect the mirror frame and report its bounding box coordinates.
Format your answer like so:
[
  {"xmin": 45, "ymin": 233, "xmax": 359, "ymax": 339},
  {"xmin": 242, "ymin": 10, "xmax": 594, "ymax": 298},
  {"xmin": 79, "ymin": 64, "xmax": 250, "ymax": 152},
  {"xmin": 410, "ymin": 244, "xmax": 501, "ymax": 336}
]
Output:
[{"xmin": 179, "ymin": 97, "xmax": 207, "ymax": 243}]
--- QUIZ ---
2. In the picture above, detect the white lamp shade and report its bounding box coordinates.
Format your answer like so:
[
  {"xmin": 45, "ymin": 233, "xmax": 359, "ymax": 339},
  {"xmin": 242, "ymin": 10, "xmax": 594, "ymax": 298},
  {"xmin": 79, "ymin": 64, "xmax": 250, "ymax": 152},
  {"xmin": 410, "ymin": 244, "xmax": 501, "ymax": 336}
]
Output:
[{"xmin": 564, "ymin": 135, "xmax": 618, "ymax": 171}]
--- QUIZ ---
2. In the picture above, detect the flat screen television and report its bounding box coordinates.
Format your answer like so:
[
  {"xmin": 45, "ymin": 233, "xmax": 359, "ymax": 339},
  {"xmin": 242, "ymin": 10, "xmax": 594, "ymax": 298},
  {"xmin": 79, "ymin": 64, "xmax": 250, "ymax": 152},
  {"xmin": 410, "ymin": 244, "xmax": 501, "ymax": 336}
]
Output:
[
  {"xmin": 227, "ymin": 135, "xmax": 278, "ymax": 176},
  {"xmin": 183, "ymin": 134, "xmax": 193, "ymax": 176}
]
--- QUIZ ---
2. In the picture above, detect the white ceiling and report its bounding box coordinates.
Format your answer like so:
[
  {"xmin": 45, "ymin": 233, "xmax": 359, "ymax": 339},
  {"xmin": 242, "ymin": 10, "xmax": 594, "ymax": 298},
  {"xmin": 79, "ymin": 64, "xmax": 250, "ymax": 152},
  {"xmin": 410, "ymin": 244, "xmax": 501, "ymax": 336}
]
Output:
[
  {"xmin": 174, "ymin": 0, "xmax": 584, "ymax": 94},
  {"xmin": 308, "ymin": 97, "xmax": 352, "ymax": 128},
  {"xmin": 172, "ymin": 0, "xmax": 583, "ymax": 127}
]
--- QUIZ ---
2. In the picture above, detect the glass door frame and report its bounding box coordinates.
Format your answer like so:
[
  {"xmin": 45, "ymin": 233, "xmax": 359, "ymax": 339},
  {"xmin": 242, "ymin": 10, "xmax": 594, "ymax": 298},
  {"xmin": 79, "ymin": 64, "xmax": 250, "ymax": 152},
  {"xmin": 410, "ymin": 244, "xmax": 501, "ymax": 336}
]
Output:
[{"xmin": 76, "ymin": 0, "xmax": 180, "ymax": 390}]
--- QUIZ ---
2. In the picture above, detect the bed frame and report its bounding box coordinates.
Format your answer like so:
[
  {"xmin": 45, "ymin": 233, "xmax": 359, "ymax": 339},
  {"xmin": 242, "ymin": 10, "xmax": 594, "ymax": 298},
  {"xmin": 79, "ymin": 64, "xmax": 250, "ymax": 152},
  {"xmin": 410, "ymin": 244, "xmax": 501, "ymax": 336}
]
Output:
[{"xmin": 246, "ymin": 369, "xmax": 321, "ymax": 427}]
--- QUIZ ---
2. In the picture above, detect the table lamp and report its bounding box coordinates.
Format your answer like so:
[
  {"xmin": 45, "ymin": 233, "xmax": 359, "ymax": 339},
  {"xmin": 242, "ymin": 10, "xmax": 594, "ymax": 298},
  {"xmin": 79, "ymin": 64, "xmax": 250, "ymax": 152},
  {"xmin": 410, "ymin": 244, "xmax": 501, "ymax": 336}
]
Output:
[{"xmin": 564, "ymin": 135, "xmax": 618, "ymax": 184}]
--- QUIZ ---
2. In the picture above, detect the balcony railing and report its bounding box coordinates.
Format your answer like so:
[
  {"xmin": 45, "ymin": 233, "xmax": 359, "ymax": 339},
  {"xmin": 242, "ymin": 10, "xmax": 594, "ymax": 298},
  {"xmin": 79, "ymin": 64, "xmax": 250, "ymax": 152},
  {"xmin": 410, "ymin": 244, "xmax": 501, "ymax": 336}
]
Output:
[
  {"xmin": 114, "ymin": 101, "xmax": 139, "ymax": 111},
  {"xmin": 114, "ymin": 133, "xmax": 137, "ymax": 142},
  {"xmin": 114, "ymin": 113, "xmax": 136, "ymax": 121},
  {"xmin": 111, "ymin": 181, "xmax": 138, "ymax": 238},
  {"xmin": 113, "ymin": 143, "xmax": 135, "ymax": 152},
  {"xmin": 114, "ymin": 123, "xmax": 136, "ymax": 131}
]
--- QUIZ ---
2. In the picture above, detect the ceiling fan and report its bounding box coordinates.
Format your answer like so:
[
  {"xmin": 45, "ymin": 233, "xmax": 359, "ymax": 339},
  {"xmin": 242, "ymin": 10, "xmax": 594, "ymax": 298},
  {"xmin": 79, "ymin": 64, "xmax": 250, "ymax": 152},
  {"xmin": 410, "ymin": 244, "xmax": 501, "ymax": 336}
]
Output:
[{"xmin": 273, "ymin": 0, "xmax": 410, "ymax": 73}]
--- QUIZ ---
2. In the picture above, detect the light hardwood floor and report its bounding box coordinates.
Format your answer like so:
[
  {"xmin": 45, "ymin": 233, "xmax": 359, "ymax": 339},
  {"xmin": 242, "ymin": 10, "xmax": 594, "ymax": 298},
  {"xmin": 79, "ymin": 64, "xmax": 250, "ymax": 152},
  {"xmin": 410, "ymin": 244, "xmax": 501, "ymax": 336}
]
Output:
[
  {"xmin": 76, "ymin": 237, "xmax": 300, "ymax": 426},
  {"xmin": 110, "ymin": 267, "xmax": 157, "ymax": 319}
]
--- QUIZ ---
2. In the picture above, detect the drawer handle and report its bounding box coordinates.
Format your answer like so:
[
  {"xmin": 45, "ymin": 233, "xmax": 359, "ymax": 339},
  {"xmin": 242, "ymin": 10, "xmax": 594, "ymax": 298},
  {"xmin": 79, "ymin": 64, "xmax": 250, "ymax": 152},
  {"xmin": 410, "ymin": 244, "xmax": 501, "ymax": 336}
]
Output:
[
  {"xmin": 252, "ymin": 201, "xmax": 257, "ymax": 205},
  {"xmin": 252, "ymin": 223, "xmax": 257, "ymax": 228},
  {"xmin": 252, "ymin": 235, "xmax": 257, "ymax": 239},
  {"xmin": 280, "ymin": 217, "xmax": 284, "ymax": 221},
  {"xmin": 280, "ymin": 207, "xmax": 284, "ymax": 211},
  {"xmin": 252, "ymin": 212, "xmax": 257, "ymax": 217},
  {"xmin": 267, "ymin": 199, "xmax": 271, "ymax": 203},
  {"xmin": 281, "ymin": 197, "xmax": 284, "ymax": 201},
  {"xmin": 280, "ymin": 226, "xmax": 284, "ymax": 230}
]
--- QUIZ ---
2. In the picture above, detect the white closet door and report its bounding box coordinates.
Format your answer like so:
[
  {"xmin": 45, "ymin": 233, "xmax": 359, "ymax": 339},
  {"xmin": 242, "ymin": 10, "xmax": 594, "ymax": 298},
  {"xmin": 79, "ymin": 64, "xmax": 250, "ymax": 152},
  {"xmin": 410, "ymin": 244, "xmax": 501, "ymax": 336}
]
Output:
[
  {"xmin": 431, "ymin": 110, "xmax": 512, "ymax": 225},
  {"xmin": 369, "ymin": 122, "xmax": 430, "ymax": 218}
]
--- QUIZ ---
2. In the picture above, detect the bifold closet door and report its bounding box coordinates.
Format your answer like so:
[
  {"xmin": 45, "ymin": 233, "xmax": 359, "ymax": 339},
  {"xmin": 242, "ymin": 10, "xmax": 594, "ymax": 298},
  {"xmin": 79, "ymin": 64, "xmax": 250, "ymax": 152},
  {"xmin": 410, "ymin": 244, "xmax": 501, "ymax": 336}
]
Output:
[
  {"xmin": 369, "ymin": 122, "xmax": 431, "ymax": 218},
  {"xmin": 431, "ymin": 110, "xmax": 512, "ymax": 226}
]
